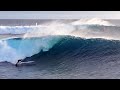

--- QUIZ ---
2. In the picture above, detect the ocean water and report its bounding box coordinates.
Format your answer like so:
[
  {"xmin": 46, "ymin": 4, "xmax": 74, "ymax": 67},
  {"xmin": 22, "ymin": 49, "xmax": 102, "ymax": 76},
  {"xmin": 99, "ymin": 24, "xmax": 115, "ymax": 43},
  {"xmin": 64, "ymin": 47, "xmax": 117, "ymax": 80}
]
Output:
[{"xmin": 1, "ymin": 18, "xmax": 120, "ymax": 79}]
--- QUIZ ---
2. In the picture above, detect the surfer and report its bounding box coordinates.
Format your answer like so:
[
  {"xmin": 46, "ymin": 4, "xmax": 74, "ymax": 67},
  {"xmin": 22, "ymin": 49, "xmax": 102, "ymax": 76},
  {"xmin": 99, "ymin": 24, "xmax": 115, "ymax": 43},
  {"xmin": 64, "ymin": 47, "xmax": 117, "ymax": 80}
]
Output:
[
  {"xmin": 15, "ymin": 59, "xmax": 35, "ymax": 67},
  {"xmin": 15, "ymin": 60, "xmax": 22, "ymax": 67}
]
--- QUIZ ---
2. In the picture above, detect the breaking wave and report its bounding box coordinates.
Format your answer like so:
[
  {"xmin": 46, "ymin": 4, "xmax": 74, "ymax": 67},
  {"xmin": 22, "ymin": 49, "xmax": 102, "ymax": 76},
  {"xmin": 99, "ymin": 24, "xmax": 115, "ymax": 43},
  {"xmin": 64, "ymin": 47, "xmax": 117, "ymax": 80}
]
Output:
[{"xmin": 0, "ymin": 18, "xmax": 120, "ymax": 64}]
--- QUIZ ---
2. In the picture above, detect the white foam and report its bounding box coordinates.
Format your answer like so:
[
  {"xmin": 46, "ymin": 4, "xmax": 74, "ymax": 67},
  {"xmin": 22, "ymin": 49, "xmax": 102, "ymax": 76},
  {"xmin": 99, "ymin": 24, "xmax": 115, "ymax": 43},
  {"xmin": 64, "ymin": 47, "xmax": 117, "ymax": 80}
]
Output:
[{"xmin": 0, "ymin": 40, "xmax": 22, "ymax": 63}]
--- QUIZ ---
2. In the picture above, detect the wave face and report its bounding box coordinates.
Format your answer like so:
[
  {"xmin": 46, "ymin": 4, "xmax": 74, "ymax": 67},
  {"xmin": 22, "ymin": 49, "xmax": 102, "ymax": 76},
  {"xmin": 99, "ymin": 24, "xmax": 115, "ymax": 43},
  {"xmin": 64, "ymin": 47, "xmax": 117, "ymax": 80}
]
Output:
[
  {"xmin": 23, "ymin": 36, "xmax": 120, "ymax": 62},
  {"xmin": 1, "ymin": 35, "xmax": 120, "ymax": 64},
  {"xmin": 0, "ymin": 18, "xmax": 120, "ymax": 64}
]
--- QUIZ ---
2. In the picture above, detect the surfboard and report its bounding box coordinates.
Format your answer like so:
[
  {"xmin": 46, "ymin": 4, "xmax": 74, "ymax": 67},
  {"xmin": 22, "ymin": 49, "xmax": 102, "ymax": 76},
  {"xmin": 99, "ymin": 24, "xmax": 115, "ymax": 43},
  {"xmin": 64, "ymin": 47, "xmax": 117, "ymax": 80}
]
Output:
[
  {"xmin": 21, "ymin": 61, "xmax": 35, "ymax": 64},
  {"xmin": 16, "ymin": 61, "xmax": 35, "ymax": 66}
]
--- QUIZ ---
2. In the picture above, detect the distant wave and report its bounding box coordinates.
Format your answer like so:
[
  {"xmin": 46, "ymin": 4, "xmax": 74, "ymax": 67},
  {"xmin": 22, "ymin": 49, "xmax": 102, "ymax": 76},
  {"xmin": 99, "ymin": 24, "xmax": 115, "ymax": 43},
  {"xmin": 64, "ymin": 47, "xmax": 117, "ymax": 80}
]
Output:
[{"xmin": 71, "ymin": 18, "xmax": 114, "ymax": 26}]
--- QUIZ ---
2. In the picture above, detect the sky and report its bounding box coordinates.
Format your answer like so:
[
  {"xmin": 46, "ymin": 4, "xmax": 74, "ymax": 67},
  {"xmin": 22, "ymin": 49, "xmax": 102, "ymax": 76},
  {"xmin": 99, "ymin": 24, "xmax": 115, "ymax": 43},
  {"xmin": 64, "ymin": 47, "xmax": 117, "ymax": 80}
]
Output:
[{"xmin": 0, "ymin": 11, "xmax": 120, "ymax": 19}]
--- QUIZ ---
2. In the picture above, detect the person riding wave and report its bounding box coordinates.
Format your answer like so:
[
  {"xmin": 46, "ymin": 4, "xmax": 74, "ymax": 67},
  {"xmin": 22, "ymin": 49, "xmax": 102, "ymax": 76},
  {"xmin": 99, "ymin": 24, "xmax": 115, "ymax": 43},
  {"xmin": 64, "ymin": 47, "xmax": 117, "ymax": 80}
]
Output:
[
  {"xmin": 15, "ymin": 59, "xmax": 35, "ymax": 67},
  {"xmin": 15, "ymin": 60, "xmax": 22, "ymax": 67}
]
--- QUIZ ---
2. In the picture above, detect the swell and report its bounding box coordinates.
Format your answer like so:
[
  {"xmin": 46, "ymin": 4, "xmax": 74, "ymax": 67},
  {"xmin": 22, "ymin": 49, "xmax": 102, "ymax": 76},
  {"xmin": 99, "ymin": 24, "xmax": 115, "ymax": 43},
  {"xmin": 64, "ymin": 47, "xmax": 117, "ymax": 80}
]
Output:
[{"xmin": 23, "ymin": 36, "xmax": 120, "ymax": 63}]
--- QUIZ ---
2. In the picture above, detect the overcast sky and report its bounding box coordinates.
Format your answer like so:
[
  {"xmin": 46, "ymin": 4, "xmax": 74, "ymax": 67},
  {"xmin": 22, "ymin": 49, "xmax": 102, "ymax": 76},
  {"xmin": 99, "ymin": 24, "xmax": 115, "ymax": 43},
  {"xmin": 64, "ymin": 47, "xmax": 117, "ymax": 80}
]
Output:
[{"xmin": 0, "ymin": 11, "xmax": 120, "ymax": 19}]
